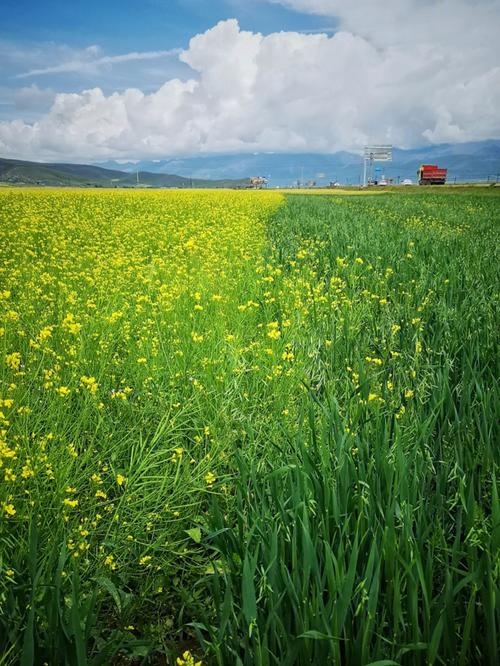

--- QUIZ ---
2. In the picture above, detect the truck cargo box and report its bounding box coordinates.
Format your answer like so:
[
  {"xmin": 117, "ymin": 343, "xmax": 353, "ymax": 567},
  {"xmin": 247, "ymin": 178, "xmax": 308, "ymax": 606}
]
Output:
[{"xmin": 418, "ymin": 164, "xmax": 447, "ymax": 185}]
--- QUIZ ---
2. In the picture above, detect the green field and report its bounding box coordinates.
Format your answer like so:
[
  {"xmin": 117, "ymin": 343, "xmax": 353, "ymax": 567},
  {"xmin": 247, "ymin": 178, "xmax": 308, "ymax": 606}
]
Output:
[{"xmin": 0, "ymin": 188, "xmax": 498, "ymax": 665}]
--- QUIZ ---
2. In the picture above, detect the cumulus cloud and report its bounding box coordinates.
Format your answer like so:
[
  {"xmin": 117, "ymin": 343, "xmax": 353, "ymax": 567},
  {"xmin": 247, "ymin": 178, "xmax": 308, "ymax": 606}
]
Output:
[{"xmin": 1, "ymin": 3, "xmax": 499, "ymax": 161}]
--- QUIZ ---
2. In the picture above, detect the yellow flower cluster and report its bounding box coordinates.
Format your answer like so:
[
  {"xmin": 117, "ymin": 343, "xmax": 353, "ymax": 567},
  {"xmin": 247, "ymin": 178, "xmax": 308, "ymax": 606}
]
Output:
[
  {"xmin": 0, "ymin": 187, "xmax": 284, "ymax": 584},
  {"xmin": 177, "ymin": 651, "xmax": 202, "ymax": 666}
]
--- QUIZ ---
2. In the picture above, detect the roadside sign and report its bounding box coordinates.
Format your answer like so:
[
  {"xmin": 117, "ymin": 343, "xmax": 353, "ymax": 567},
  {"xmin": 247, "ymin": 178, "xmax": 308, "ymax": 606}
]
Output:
[{"xmin": 363, "ymin": 145, "xmax": 393, "ymax": 186}]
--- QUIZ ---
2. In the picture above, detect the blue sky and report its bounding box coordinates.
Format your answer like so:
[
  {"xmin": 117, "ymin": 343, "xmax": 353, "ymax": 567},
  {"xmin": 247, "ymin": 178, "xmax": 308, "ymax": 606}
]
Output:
[
  {"xmin": 1, "ymin": 0, "xmax": 499, "ymax": 161},
  {"xmin": 2, "ymin": 1, "xmax": 333, "ymax": 51},
  {"xmin": 0, "ymin": 0, "xmax": 334, "ymax": 122}
]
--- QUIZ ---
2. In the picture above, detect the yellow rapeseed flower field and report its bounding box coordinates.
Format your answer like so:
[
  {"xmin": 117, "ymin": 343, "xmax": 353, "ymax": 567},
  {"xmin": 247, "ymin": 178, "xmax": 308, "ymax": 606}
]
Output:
[{"xmin": 0, "ymin": 187, "xmax": 284, "ymax": 537}]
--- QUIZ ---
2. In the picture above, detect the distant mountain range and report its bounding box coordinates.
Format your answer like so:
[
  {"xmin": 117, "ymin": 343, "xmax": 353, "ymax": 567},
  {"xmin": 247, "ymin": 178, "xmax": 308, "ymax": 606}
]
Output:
[
  {"xmin": 1, "ymin": 140, "xmax": 499, "ymax": 188},
  {"xmin": 97, "ymin": 140, "xmax": 500, "ymax": 186},
  {"xmin": 0, "ymin": 157, "xmax": 249, "ymax": 188}
]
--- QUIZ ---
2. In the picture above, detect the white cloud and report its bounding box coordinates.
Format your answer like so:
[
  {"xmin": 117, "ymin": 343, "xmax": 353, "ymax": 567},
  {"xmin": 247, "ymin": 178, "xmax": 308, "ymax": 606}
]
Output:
[
  {"xmin": 1, "ymin": 4, "xmax": 499, "ymax": 161},
  {"xmin": 270, "ymin": 0, "xmax": 500, "ymax": 48},
  {"xmin": 15, "ymin": 48, "xmax": 182, "ymax": 79}
]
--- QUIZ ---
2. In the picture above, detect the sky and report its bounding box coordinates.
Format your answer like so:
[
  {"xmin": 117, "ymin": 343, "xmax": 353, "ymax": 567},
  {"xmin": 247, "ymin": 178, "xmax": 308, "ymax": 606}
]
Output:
[{"xmin": 1, "ymin": 0, "xmax": 499, "ymax": 161}]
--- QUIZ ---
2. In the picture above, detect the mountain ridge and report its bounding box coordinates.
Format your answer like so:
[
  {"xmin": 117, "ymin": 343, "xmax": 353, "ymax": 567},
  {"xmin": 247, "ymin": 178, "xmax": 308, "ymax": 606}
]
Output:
[
  {"xmin": 96, "ymin": 140, "xmax": 500, "ymax": 186},
  {"xmin": 0, "ymin": 157, "xmax": 250, "ymax": 188}
]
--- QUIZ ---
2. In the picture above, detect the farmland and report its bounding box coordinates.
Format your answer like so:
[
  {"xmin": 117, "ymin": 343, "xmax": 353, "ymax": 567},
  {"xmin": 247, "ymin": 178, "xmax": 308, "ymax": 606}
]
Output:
[{"xmin": 0, "ymin": 188, "xmax": 498, "ymax": 665}]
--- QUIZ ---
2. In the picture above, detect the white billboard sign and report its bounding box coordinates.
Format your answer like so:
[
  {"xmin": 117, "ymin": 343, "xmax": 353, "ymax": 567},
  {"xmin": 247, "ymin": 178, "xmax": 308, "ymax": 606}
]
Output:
[
  {"xmin": 364, "ymin": 145, "xmax": 393, "ymax": 161},
  {"xmin": 363, "ymin": 145, "xmax": 393, "ymax": 186}
]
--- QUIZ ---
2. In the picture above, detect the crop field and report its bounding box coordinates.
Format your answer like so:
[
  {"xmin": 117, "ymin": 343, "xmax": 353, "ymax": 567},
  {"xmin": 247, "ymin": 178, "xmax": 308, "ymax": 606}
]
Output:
[{"xmin": 0, "ymin": 187, "xmax": 498, "ymax": 665}]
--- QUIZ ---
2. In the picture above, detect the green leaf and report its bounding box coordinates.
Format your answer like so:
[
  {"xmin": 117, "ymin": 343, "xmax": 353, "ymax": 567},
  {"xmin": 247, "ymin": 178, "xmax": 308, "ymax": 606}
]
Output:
[
  {"xmin": 186, "ymin": 527, "xmax": 202, "ymax": 544},
  {"xmin": 20, "ymin": 604, "xmax": 35, "ymax": 666},
  {"xmin": 97, "ymin": 576, "xmax": 122, "ymax": 615},
  {"xmin": 242, "ymin": 552, "xmax": 257, "ymax": 626},
  {"xmin": 298, "ymin": 630, "xmax": 338, "ymax": 641}
]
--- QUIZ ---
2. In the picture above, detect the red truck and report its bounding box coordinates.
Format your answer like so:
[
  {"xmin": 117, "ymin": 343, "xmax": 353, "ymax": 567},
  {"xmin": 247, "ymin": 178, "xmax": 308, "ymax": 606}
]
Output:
[{"xmin": 418, "ymin": 164, "xmax": 447, "ymax": 185}]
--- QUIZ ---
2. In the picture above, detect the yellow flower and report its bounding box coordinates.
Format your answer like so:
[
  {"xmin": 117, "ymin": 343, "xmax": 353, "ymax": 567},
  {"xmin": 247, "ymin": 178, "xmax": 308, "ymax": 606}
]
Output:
[
  {"xmin": 267, "ymin": 322, "xmax": 281, "ymax": 339},
  {"xmin": 204, "ymin": 471, "xmax": 216, "ymax": 487},
  {"xmin": 171, "ymin": 447, "xmax": 184, "ymax": 462},
  {"xmin": 4, "ymin": 468, "xmax": 16, "ymax": 482},
  {"xmin": 3, "ymin": 503, "xmax": 16, "ymax": 517},
  {"xmin": 21, "ymin": 465, "xmax": 34, "ymax": 479},
  {"xmin": 63, "ymin": 498, "xmax": 78, "ymax": 508},
  {"xmin": 80, "ymin": 375, "xmax": 98, "ymax": 395},
  {"xmin": 191, "ymin": 332, "xmax": 204, "ymax": 343},
  {"xmin": 116, "ymin": 473, "xmax": 126, "ymax": 486},
  {"xmin": 62, "ymin": 313, "xmax": 82, "ymax": 334},
  {"xmin": 38, "ymin": 326, "xmax": 53, "ymax": 342},
  {"xmin": 5, "ymin": 352, "xmax": 21, "ymax": 371},
  {"xmin": 104, "ymin": 554, "xmax": 117, "ymax": 570},
  {"xmin": 177, "ymin": 650, "xmax": 202, "ymax": 666}
]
